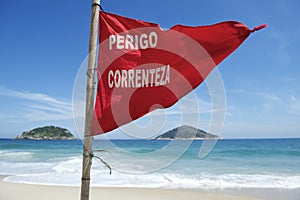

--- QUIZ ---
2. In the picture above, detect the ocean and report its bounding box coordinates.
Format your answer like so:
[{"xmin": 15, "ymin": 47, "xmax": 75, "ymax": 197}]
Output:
[{"xmin": 0, "ymin": 138, "xmax": 299, "ymax": 190}]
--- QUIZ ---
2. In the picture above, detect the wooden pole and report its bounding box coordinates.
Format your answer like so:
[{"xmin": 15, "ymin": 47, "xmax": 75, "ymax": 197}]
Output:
[{"xmin": 80, "ymin": 0, "xmax": 100, "ymax": 200}]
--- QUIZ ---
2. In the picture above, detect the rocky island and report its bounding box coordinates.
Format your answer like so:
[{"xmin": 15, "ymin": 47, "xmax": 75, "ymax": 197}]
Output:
[
  {"xmin": 154, "ymin": 125, "xmax": 220, "ymax": 140},
  {"xmin": 16, "ymin": 126, "xmax": 77, "ymax": 140}
]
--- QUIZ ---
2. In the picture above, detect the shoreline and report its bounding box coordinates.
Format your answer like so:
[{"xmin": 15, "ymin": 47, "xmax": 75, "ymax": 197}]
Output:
[
  {"xmin": 2, "ymin": 175, "xmax": 300, "ymax": 200},
  {"xmin": 1, "ymin": 138, "xmax": 300, "ymax": 200},
  {"xmin": 0, "ymin": 175, "xmax": 261, "ymax": 200}
]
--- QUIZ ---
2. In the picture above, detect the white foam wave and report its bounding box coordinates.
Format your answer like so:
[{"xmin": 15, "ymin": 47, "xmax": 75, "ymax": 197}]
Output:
[
  {"xmin": 160, "ymin": 173, "xmax": 300, "ymax": 190},
  {"xmin": 2, "ymin": 157, "xmax": 300, "ymax": 189},
  {"xmin": 3, "ymin": 157, "xmax": 82, "ymax": 186},
  {"xmin": 52, "ymin": 157, "xmax": 82, "ymax": 173},
  {"xmin": 0, "ymin": 161, "xmax": 54, "ymax": 176},
  {"xmin": 4, "ymin": 168, "xmax": 300, "ymax": 190},
  {"xmin": 0, "ymin": 151, "xmax": 35, "ymax": 161}
]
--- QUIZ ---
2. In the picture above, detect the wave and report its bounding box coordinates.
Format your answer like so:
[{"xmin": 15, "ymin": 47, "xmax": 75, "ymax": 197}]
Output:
[
  {"xmin": 2, "ymin": 157, "xmax": 300, "ymax": 189},
  {"xmin": 1, "ymin": 139, "xmax": 300, "ymax": 189},
  {"xmin": 160, "ymin": 173, "xmax": 300, "ymax": 190},
  {"xmin": 210, "ymin": 148, "xmax": 300, "ymax": 158},
  {"xmin": 0, "ymin": 151, "xmax": 35, "ymax": 162}
]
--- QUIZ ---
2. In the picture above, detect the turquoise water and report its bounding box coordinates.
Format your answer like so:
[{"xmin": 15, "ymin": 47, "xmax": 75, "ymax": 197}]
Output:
[{"xmin": 0, "ymin": 138, "xmax": 299, "ymax": 189}]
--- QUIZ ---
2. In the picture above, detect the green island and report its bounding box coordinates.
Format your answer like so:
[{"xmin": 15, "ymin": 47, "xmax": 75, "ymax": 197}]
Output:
[
  {"xmin": 154, "ymin": 125, "xmax": 220, "ymax": 140},
  {"xmin": 16, "ymin": 126, "xmax": 77, "ymax": 140}
]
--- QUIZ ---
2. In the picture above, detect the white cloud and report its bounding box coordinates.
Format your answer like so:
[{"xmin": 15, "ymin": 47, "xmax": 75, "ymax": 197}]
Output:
[
  {"xmin": 148, "ymin": 92, "xmax": 226, "ymax": 117},
  {"xmin": 0, "ymin": 86, "xmax": 72, "ymax": 122},
  {"xmin": 255, "ymin": 92, "xmax": 300, "ymax": 116},
  {"xmin": 223, "ymin": 89, "xmax": 300, "ymax": 138},
  {"xmin": 269, "ymin": 28, "xmax": 300, "ymax": 64},
  {"xmin": 223, "ymin": 121, "xmax": 300, "ymax": 139},
  {"xmin": 290, "ymin": 95, "xmax": 300, "ymax": 114},
  {"xmin": 0, "ymin": 86, "xmax": 70, "ymax": 107},
  {"xmin": 229, "ymin": 89, "xmax": 284, "ymax": 115}
]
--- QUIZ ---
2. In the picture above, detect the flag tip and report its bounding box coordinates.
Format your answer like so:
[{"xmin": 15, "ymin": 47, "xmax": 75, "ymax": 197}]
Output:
[{"xmin": 251, "ymin": 24, "xmax": 267, "ymax": 32}]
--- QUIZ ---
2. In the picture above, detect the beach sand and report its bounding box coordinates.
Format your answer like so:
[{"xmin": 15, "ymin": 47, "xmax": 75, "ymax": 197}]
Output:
[{"xmin": 0, "ymin": 176, "xmax": 261, "ymax": 200}]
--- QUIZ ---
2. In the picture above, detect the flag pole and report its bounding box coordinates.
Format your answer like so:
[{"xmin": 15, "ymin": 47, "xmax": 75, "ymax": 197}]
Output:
[{"xmin": 80, "ymin": 0, "xmax": 100, "ymax": 200}]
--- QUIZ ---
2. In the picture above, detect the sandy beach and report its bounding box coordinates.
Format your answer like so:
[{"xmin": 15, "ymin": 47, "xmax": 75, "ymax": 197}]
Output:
[{"xmin": 0, "ymin": 176, "xmax": 261, "ymax": 200}]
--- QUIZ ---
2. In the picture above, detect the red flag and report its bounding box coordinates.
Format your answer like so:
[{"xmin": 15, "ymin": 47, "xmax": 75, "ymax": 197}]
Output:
[{"xmin": 91, "ymin": 11, "xmax": 266, "ymax": 135}]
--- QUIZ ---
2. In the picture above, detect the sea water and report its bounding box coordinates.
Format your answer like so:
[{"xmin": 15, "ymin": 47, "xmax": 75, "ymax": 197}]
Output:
[{"xmin": 0, "ymin": 138, "xmax": 299, "ymax": 189}]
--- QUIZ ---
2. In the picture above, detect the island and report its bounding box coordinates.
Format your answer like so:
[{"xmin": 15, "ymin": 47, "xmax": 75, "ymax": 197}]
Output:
[
  {"xmin": 16, "ymin": 126, "xmax": 77, "ymax": 140},
  {"xmin": 154, "ymin": 125, "xmax": 220, "ymax": 140}
]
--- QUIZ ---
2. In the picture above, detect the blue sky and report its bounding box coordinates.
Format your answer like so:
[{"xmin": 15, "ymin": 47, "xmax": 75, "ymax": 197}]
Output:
[{"xmin": 0, "ymin": 0, "xmax": 299, "ymax": 139}]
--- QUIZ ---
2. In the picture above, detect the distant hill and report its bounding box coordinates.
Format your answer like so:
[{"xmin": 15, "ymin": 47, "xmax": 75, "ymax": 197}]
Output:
[
  {"xmin": 16, "ymin": 126, "xmax": 77, "ymax": 140},
  {"xmin": 154, "ymin": 125, "xmax": 219, "ymax": 140}
]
